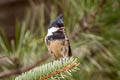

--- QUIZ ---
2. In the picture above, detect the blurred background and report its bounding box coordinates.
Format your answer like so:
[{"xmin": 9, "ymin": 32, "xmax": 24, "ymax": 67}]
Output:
[{"xmin": 0, "ymin": 0, "xmax": 120, "ymax": 80}]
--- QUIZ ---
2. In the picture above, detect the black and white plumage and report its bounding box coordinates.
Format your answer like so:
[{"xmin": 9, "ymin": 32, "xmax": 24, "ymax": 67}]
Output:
[{"xmin": 45, "ymin": 14, "xmax": 72, "ymax": 59}]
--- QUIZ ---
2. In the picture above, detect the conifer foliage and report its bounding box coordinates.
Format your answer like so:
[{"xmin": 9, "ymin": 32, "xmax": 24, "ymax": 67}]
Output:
[{"xmin": 15, "ymin": 57, "xmax": 79, "ymax": 80}]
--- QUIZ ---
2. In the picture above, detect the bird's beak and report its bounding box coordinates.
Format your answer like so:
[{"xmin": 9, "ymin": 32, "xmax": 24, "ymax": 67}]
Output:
[{"xmin": 59, "ymin": 27, "xmax": 64, "ymax": 32}]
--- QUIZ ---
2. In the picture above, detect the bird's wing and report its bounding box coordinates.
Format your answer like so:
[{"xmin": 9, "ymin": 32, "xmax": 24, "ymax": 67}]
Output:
[
  {"xmin": 65, "ymin": 36, "xmax": 72, "ymax": 57},
  {"xmin": 45, "ymin": 36, "xmax": 51, "ymax": 54},
  {"xmin": 45, "ymin": 35, "xmax": 50, "ymax": 45},
  {"xmin": 45, "ymin": 36, "xmax": 47, "ymax": 45}
]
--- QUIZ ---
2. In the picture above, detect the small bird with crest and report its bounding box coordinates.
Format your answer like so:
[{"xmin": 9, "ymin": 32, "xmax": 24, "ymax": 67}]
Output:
[{"xmin": 45, "ymin": 14, "xmax": 72, "ymax": 59}]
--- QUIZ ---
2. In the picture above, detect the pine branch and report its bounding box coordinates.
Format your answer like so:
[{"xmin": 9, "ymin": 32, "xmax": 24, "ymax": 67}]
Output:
[
  {"xmin": 0, "ymin": 54, "xmax": 49, "ymax": 78},
  {"xmin": 15, "ymin": 57, "xmax": 79, "ymax": 80},
  {"xmin": 70, "ymin": 0, "xmax": 106, "ymax": 40}
]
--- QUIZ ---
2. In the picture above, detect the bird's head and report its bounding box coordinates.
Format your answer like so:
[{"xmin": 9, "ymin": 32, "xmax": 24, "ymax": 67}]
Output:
[{"xmin": 47, "ymin": 14, "xmax": 64, "ymax": 36}]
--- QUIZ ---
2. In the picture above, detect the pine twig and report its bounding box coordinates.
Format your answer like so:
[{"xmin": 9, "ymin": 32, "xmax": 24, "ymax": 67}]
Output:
[
  {"xmin": 70, "ymin": 0, "xmax": 106, "ymax": 40},
  {"xmin": 15, "ymin": 57, "xmax": 79, "ymax": 80},
  {"xmin": 39, "ymin": 61, "xmax": 78, "ymax": 80},
  {"xmin": 0, "ymin": 53, "xmax": 50, "ymax": 78}
]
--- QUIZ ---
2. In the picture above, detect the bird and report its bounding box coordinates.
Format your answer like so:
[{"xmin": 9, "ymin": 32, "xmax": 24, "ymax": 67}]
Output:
[{"xmin": 45, "ymin": 14, "xmax": 72, "ymax": 59}]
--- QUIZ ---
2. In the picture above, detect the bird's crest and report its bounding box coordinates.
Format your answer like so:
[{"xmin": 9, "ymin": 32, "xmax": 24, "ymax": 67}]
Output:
[{"xmin": 49, "ymin": 14, "xmax": 64, "ymax": 28}]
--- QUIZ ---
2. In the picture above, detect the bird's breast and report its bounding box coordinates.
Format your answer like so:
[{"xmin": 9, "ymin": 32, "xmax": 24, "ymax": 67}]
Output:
[{"xmin": 48, "ymin": 40, "xmax": 65, "ymax": 59}]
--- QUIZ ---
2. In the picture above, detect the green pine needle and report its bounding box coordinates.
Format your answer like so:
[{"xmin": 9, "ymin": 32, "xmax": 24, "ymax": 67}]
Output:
[{"xmin": 15, "ymin": 57, "xmax": 79, "ymax": 80}]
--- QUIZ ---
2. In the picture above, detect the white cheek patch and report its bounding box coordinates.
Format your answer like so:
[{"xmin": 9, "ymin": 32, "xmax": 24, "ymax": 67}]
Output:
[{"xmin": 47, "ymin": 27, "xmax": 59, "ymax": 36}]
